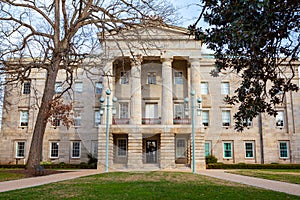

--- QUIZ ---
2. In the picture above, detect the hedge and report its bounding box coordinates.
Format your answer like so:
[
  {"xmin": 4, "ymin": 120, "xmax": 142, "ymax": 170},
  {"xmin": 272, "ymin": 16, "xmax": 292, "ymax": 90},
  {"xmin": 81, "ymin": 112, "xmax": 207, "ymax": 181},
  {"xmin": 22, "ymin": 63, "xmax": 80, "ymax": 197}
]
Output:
[
  {"xmin": 0, "ymin": 163, "xmax": 96, "ymax": 169},
  {"xmin": 207, "ymin": 163, "xmax": 300, "ymax": 169}
]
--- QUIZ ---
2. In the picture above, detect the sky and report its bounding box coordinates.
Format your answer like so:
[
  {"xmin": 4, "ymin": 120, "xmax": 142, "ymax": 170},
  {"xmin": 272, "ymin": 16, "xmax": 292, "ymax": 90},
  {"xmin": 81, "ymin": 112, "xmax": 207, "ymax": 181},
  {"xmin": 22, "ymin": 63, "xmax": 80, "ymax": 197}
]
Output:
[{"xmin": 170, "ymin": 0, "xmax": 207, "ymax": 28}]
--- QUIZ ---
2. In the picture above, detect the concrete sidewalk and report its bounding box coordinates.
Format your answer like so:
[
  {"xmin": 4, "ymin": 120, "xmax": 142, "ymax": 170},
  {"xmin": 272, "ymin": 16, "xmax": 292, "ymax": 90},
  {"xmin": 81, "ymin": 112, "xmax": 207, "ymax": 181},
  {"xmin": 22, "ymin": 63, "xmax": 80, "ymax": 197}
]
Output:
[
  {"xmin": 0, "ymin": 169, "xmax": 299, "ymax": 196},
  {"xmin": 0, "ymin": 169, "xmax": 99, "ymax": 193},
  {"xmin": 199, "ymin": 170, "xmax": 300, "ymax": 196}
]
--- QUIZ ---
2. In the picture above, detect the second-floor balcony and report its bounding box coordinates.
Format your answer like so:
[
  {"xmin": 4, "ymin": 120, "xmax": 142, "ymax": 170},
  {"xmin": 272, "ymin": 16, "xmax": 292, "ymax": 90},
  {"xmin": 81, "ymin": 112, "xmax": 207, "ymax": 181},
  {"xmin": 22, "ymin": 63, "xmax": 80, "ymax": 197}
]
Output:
[
  {"xmin": 173, "ymin": 118, "xmax": 191, "ymax": 124},
  {"xmin": 142, "ymin": 118, "xmax": 161, "ymax": 125},
  {"xmin": 113, "ymin": 118, "xmax": 130, "ymax": 125}
]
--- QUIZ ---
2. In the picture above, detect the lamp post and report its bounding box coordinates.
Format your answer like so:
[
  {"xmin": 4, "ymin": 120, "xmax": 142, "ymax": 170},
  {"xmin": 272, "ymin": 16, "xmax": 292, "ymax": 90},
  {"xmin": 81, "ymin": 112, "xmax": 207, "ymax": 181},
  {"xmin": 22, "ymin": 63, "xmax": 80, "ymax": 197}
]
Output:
[
  {"xmin": 100, "ymin": 88, "xmax": 117, "ymax": 173},
  {"xmin": 184, "ymin": 90, "xmax": 202, "ymax": 174}
]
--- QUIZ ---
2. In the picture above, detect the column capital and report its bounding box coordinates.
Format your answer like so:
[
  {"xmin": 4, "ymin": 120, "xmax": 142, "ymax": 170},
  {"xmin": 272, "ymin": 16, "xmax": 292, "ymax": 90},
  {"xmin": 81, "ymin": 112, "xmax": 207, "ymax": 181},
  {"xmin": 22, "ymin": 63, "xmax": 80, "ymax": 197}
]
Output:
[
  {"xmin": 161, "ymin": 57, "xmax": 173, "ymax": 63},
  {"xmin": 189, "ymin": 57, "xmax": 201, "ymax": 64},
  {"xmin": 131, "ymin": 54, "xmax": 143, "ymax": 66}
]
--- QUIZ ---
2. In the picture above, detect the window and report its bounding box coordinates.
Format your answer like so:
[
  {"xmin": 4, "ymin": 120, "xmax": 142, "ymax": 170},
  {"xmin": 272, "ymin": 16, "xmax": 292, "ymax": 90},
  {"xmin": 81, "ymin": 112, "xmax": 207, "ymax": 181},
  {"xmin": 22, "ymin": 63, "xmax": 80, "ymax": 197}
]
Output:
[
  {"xmin": 147, "ymin": 72, "xmax": 156, "ymax": 84},
  {"xmin": 95, "ymin": 82, "xmax": 103, "ymax": 94},
  {"xmin": 245, "ymin": 142, "xmax": 254, "ymax": 158},
  {"xmin": 174, "ymin": 103, "xmax": 184, "ymax": 119},
  {"xmin": 120, "ymin": 71, "xmax": 129, "ymax": 84},
  {"xmin": 16, "ymin": 141, "xmax": 25, "ymax": 158},
  {"xmin": 74, "ymin": 111, "xmax": 81, "ymax": 127},
  {"xmin": 50, "ymin": 142, "xmax": 59, "ymax": 158},
  {"xmin": 205, "ymin": 142, "xmax": 211, "ymax": 157},
  {"xmin": 91, "ymin": 141, "xmax": 98, "ymax": 158},
  {"xmin": 276, "ymin": 111, "xmax": 284, "ymax": 127},
  {"xmin": 117, "ymin": 138, "xmax": 127, "ymax": 157},
  {"xmin": 202, "ymin": 110, "xmax": 209, "ymax": 126},
  {"xmin": 20, "ymin": 111, "xmax": 29, "ymax": 127},
  {"xmin": 279, "ymin": 141, "xmax": 289, "ymax": 158},
  {"xmin": 119, "ymin": 102, "xmax": 129, "ymax": 119},
  {"xmin": 174, "ymin": 71, "xmax": 183, "ymax": 84},
  {"xmin": 52, "ymin": 115, "xmax": 61, "ymax": 127},
  {"xmin": 145, "ymin": 103, "xmax": 158, "ymax": 119},
  {"xmin": 74, "ymin": 82, "xmax": 83, "ymax": 93},
  {"xmin": 55, "ymin": 82, "xmax": 63, "ymax": 94},
  {"xmin": 221, "ymin": 82, "xmax": 230, "ymax": 94},
  {"xmin": 176, "ymin": 139, "xmax": 186, "ymax": 158},
  {"xmin": 201, "ymin": 82, "xmax": 209, "ymax": 94},
  {"xmin": 94, "ymin": 110, "xmax": 101, "ymax": 126},
  {"xmin": 243, "ymin": 118, "xmax": 252, "ymax": 127},
  {"xmin": 223, "ymin": 142, "xmax": 233, "ymax": 158},
  {"xmin": 222, "ymin": 110, "xmax": 231, "ymax": 127},
  {"xmin": 71, "ymin": 142, "xmax": 81, "ymax": 158},
  {"xmin": 22, "ymin": 82, "xmax": 31, "ymax": 94}
]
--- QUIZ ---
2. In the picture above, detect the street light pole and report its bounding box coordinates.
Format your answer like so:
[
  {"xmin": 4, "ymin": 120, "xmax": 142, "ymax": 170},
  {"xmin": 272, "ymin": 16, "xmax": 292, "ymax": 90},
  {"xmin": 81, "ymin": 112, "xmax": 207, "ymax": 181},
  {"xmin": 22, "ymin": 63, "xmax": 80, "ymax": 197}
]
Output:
[
  {"xmin": 185, "ymin": 90, "xmax": 202, "ymax": 174},
  {"xmin": 100, "ymin": 89, "xmax": 117, "ymax": 173}
]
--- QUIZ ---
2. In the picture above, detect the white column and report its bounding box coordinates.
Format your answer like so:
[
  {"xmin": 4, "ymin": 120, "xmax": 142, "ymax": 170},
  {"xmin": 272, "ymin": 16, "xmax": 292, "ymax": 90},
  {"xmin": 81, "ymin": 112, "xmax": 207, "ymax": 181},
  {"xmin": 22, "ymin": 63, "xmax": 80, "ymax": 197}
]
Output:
[
  {"xmin": 190, "ymin": 57, "xmax": 202, "ymax": 126},
  {"xmin": 130, "ymin": 57, "xmax": 142, "ymax": 125},
  {"xmin": 161, "ymin": 57, "xmax": 173, "ymax": 125}
]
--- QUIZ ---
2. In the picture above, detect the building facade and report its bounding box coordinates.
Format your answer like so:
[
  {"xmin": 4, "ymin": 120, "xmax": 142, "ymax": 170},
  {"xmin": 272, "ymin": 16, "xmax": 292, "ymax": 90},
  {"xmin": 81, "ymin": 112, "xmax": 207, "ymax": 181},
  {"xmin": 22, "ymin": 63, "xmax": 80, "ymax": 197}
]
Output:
[{"xmin": 0, "ymin": 25, "xmax": 300, "ymax": 172}]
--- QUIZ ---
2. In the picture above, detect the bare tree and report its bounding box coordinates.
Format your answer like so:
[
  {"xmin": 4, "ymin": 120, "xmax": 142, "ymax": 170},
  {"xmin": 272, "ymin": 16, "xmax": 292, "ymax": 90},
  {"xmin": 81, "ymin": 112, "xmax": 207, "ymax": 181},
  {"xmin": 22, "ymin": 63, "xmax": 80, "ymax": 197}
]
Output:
[{"xmin": 0, "ymin": 0, "xmax": 175, "ymax": 170}]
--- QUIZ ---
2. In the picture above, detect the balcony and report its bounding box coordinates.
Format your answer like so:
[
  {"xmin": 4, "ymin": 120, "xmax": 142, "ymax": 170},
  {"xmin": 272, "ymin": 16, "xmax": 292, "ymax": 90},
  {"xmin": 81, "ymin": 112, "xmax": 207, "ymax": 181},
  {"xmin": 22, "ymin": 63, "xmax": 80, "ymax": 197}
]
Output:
[
  {"xmin": 173, "ymin": 118, "xmax": 191, "ymax": 124},
  {"xmin": 142, "ymin": 118, "xmax": 161, "ymax": 125},
  {"xmin": 113, "ymin": 118, "xmax": 130, "ymax": 125}
]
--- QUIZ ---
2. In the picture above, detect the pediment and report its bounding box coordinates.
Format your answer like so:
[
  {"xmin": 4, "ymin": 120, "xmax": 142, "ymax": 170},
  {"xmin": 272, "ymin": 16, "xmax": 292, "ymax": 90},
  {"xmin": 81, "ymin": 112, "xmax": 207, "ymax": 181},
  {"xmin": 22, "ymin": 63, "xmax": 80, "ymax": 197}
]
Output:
[{"xmin": 101, "ymin": 24, "xmax": 193, "ymax": 41}]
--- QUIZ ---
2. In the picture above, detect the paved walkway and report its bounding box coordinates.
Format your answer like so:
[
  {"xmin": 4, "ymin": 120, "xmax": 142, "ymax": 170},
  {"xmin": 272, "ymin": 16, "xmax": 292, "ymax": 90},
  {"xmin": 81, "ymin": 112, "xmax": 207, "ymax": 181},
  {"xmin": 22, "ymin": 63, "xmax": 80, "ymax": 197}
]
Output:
[
  {"xmin": 0, "ymin": 169, "xmax": 299, "ymax": 196},
  {"xmin": 0, "ymin": 169, "xmax": 99, "ymax": 193},
  {"xmin": 199, "ymin": 170, "xmax": 300, "ymax": 196}
]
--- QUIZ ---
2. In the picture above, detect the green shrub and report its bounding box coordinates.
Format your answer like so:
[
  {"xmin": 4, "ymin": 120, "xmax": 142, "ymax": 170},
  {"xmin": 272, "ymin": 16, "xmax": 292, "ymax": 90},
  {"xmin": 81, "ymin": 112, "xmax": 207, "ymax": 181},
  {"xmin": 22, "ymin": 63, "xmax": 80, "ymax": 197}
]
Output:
[
  {"xmin": 207, "ymin": 163, "xmax": 300, "ymax": 169},
  {"xmin": 205, "ymin": 155, "xmax": 218, "ymax": 164}
]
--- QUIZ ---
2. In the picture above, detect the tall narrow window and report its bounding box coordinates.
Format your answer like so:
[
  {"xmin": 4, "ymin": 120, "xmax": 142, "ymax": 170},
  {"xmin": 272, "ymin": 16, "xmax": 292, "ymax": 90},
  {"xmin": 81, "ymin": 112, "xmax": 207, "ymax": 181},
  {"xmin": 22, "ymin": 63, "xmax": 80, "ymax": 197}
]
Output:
[
  {"xmin": 145, "ymin": 103, "xmax": 158, "ymax": 119},
  {"xmin": 16, "ymin": 141, "xmax": 25, "ymax": 158},
  {"xmin": 174, "ymin": 71, "xmax": 183, "ymax": 84},
  {"xmin": 91, "ymin": 141, "xmax": 98, "ymax": 158},
  {"xmin": 120, "ymin": 71, "xmax": 129, "ymax": 84},
  {"xmin": 20, "ymin": 111, "xmax": 29, "ymax": 127},
  {"xmin": 50, "ymin": 142, "xmax": 59, "ymax": 158},
  {"xmin": 276, "ymin": 111, "xmax": 284, "ymax": 127},
  {"xmin": 202, "ymin": 110, "xmax": 209, "ymax": 126},
  {"xmin": 222, "ymin": 110, "xmax": 231, "ymax": 127},
  {"xmin": 52, "ymin": 115, "xmax": 61, "ymax": 127},
  {"xmin": 74, "ymin": 111, "xmax": 81, "ymax": 127},
  {"xmin": 94, "ymin": 110, "xmax": 101, "ymax": 126},
  {"xmin": 55, "ymin": 82, "xmax": 63, "ymax": 94},
  {"xmin": 201, "ymin": 82, "xmax": 209, "ymax": 94},
  {"xmin": 117, "ymin": 138, "xmax": 127, "ymax": 157},
  {"xmin": 176, "ymin": 139, "xmax": 186, "ymax": 158},
  {"xmin": 74, "ymin": 82, "xmax": 83, "ymax": 93},
  {"xmin": 205, "ymin": 142, "xmax": 211, "ymax": 157},
  {"xmin": 119, "ymin": 102, "xmax": 129, "ymax": 119},
  {"xmin": 22, "ymin": 82, "xmax": 31, "ymax": 94},
  {"xmin": 245, "ymin": 142, "xmax": 254, "ymax": 158},
  {"xmin": 72, "ymin": 141, "xmax": 81, "ymax": 158},
  {"xmin": 174, "ymin": 103, "xmax": 184, "ymax": 119},
  {"xmin": 221, "ymin": 82, "xmax": 230, "ymax": 94},
  {"xmin": 95, "ymin": 82, "xmax": 103, "ymax": 94},
  {"xmin": 147, "ymin": 72, "xmax": 156, "ymax": 84},
  {"xmin": 223, "ymin": 142, "xmax": 232, "ymax": 158},
  {"xmin": 279, "ymin": 141, "xmax": 289, "ymax": 158}
]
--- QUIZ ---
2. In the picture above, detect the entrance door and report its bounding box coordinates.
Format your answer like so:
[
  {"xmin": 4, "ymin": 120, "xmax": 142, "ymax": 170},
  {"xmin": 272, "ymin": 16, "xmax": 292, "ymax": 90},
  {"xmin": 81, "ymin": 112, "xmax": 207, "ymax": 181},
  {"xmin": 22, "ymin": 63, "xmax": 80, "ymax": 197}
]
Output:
[{"xmin": 146, "ymin": 140, "xmax": 157, "ymax": 163}]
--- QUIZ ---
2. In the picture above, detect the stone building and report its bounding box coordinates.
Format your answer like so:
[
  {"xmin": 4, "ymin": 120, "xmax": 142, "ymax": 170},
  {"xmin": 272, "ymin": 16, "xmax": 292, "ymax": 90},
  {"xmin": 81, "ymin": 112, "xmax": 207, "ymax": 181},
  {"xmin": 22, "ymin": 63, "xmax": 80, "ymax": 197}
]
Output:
[{"xmin": 0, "ymin": 24, "xmax": 299, "ymax": 172}]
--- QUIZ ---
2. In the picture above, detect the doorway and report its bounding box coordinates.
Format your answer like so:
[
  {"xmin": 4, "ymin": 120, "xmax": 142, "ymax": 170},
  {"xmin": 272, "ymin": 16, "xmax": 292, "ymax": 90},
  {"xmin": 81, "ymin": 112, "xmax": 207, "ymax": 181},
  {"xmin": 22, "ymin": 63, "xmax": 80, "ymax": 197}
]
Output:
[{"xmin": 146, "ymin": 140, "xmax": 157, "ymax": 163}]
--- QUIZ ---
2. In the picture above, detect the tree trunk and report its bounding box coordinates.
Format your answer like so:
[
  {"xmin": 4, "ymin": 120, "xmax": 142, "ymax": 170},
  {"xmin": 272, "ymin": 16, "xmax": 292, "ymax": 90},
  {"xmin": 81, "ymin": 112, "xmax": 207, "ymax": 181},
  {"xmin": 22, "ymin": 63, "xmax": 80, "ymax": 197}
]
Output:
[{"xmin": 26, "ymin": 63, "xmax": 59, "ymax": 170}]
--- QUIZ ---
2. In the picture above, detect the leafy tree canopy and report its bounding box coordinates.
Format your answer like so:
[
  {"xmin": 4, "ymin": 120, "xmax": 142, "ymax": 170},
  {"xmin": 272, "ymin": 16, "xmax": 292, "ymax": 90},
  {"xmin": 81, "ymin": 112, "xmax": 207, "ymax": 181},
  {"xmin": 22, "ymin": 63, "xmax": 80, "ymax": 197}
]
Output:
[{"xmin": 190, "ymin": 0, "xmax": 300, "ymax": 131}]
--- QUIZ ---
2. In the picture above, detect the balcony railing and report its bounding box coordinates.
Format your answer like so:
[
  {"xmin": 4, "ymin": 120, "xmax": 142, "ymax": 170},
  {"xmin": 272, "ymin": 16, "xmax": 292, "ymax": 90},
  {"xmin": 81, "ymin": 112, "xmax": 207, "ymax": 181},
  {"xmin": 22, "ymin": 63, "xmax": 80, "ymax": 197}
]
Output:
[
  {"xmin": 142, "ymin": 118, "xmax": 161, "ymax": 125},
  {"xmin": 173, "ymin": 118, "xmax": 191, "ymax": 124},
  {"xmin": 113, "ymin": 118, "xmax": 130, "ymax": 125}
]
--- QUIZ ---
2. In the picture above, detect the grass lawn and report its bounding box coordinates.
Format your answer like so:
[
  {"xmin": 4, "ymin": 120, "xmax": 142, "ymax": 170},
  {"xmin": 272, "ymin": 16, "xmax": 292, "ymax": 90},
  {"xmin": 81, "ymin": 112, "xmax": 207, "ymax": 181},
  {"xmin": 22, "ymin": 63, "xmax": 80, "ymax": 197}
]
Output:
[
  {"xmin": 0, "ymin": 171, "xmax": 299, "ymax": 199},
  {"xmin": 0, "ymin": 169, "xmax": 26, "ymax": 182},
  {"xmin": 227, "ymin": 169, "xmax": 300, "ymax": 184}
]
